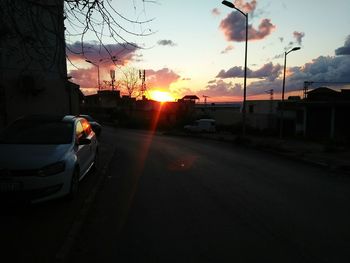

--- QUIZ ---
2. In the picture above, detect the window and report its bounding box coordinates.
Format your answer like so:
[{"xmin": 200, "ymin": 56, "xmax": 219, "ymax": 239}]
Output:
[{"xmin": 0, "ymin": 120, "xmax": 73, "ymax": 144}]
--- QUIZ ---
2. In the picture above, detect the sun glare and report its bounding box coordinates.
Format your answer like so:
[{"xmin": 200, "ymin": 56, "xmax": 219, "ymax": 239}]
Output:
[{"xmin": 149, "ymin": 90, "xmax": 175, "ymax": 102}]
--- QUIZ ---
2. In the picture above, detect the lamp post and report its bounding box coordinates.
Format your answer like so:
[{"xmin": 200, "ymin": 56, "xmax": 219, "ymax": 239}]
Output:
[
  {"xmin": 279, "ymin": 46, "xmax": 300, "ymax": 138},
  {"xmin": 221, "ymin": 0, "xmax": 248, "ymax": 136},
  {"xmin": 85, "ymin": 60, "xmax": 101, "ymax": 91}
]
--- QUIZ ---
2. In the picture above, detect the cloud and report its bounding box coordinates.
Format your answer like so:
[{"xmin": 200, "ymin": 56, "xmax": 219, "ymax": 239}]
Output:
[
  {"xmin": 246, "ymin": 55, "xmax": 350, "ymax": 96},
  {"xmin": 146, "ymin": 68, "xmax": 180, "ymax": 89},
  {"xmin": 199, "ymin": 79, "xmax": 243, "ymax": 97},
  {"xmin": 280, "ymin": 32, "xmax": 305, "ymax": 52},
  {"xmin": 211, "ymin": 8, "xmax": 221, "ymax": 16},
  {"xmin": 66, "ymin": 41, "xmax": 140, "ymax": 90},
  {"xmin": 69, "ymin": 67, "xmax": 99, "ymax": 90},
  {"xmin": 335, "ymin": 35, "xmax": 350, "ymax": 55},
  {"xmin": 157, "ymin": 39, "xmax": 177, "ymax": 47},
  {"xmin": 66, "ymin": 41, "xmax": 139, "ymax": 66},
  {"xmin": 216, "ymin": 62, "xmax": 282, "ymax": 81},
  {"xmin": 290, "ymin": 55, "xmax": 350, "ymax": 84},
  {"xmin": 172, "ymin": 87, "xmax": 193, "ymax": 98},
  {"xmin": 217, "ymin": 66, "xmax": 244, "ymax": 78},
  {"xmin": 234, "ymin": 0, "xmax": 257, "ymax": 14},
  {"xmin": 220, "ymin": 11, "xmax": 275, "ymax": 42},
  {"xmin": 213, "ymin": 42, "xmax": 350, "ymax": 98},
  {"xmin": 293, "ymin": 31, "xmax": 305, "ymax": 45},
  {"xmin": 221, "ymin": 45, "xmax": 234, "ymax": 54},
  {"xmin": 253, "ymin": 63, "xmax": 282, "ymax": 81},
  {"xmin": 219, "ymin": 0, "xmax": 275, "ymax": 42}
]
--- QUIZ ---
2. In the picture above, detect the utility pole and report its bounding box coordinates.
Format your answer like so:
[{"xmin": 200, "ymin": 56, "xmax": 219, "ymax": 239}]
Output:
[
  {"xmin": 222, "ymin": 1, "xmax": 248, "ymax": 137},
  {"xmin": 280, "ymin": 47, "xmax": 300, "ymax": 138}
]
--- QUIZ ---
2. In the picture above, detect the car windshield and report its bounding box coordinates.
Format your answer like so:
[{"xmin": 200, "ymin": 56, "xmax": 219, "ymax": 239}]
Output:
[
  {"xmin": 81, "ymin": 115, "xmax": 94, "ymax": 122},
  {"xmin": 0, "ymin": 119, "xmax": 73, "ymax": 144}
]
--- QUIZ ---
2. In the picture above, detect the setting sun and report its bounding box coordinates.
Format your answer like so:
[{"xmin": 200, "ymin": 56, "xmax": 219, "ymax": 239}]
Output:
[{"xmin": 149, "ymin": 90, "xmax": 175, "ymax": 102}]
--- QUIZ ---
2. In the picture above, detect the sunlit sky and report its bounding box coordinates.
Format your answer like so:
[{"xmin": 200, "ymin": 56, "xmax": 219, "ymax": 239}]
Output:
[{"xmin": 66, "ymin": 0, "xmax": 350, "ymax": 102}]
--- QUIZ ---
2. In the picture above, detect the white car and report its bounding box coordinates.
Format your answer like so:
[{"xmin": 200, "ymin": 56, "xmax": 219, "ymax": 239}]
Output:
[
  {"xmin": 184, "ymin": 119, "xmax": 216, "ymax": 133},
  {"xmin": 0, "ymin": 115, "xmax": 98, "ymax": 203}
]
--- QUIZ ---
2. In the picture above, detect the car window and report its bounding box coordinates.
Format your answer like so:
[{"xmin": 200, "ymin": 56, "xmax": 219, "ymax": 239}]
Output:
[
  {"xmin": 82, "ymin": 115, "xmax": 93, "ymax": 122},
  {"xmin": 0, "ymin": 120, "xmax": 73, "ymax": 144}
]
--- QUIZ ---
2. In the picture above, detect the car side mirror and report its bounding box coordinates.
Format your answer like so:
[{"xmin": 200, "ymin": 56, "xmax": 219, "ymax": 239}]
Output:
[{"xmin": 78, "ymin": 137, "xmax": 91, "ymax": 145}]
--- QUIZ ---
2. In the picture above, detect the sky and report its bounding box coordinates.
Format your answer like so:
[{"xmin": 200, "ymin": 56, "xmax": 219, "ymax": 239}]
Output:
[{"xmin": 65, "ymin": 0, "xmax": 350, "ymax": 102}]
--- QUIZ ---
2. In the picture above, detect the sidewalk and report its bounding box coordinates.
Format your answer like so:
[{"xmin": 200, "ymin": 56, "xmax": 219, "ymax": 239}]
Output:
[
  {"xmin": 165, "ymin": 131, "xmax": 350, "ymax": 175},
  {"xmin": 246, "ymin": 136, "xmax": 350, "ymax": 174}
]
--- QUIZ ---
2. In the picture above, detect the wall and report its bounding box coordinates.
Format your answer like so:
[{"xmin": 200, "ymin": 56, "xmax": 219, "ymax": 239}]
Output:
[
  {"xmin": 245, "ymin": 100, "xmax": 280, "ymax": 130},
  {"xmin": 195, "ymin": 104, "xmax": 241, "ymax": 125},
  {"xmin": 0, "ymin": 0, "xmax": 70, "ymax": 125}
]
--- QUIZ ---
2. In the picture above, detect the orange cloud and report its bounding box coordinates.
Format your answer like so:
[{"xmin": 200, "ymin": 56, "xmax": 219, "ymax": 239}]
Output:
[
  {"xmin": 146, "ymin": 68, "xmax": 180, "ymax": 90},
  {"xmin": 234, "ymin": 0, "xmax": 257, "ymax": 14}
]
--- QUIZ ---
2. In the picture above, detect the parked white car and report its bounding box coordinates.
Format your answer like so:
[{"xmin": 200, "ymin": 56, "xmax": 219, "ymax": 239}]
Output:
[
  {"xmin": 0, "ymin": 115, "xmax": 98, "ymax": 203},
  {"xmin": 184, "ymin": 119, "xmax": 216, "ymax": 133}
]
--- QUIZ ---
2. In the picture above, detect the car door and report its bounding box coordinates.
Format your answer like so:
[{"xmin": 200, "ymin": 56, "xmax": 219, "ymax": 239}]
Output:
[
  {"xmin": 81, "ymin": 118, "xmax": 96, "ymax": 166},
  {"xmin": 75, "ymin": 120, "xmax": 90, "ymax": 178}
]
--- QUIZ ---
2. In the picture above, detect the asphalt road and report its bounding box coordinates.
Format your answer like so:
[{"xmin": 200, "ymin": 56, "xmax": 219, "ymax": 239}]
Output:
[{"xmin": 68, "ymin": 127, "xmax": 350, "ymax": 263}]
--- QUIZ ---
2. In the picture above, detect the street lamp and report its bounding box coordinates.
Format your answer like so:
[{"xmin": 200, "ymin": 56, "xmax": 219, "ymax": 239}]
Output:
[
  {"xmin": 221, "ymin": 1, "xmax": 248, "ymax": 136},
  {"xmin": 85, "ymin": 59, "xmax": 101, "ymax": 91},
  {"xmin": 279, "ymin": 46, "xmax": 301, "ymax": 138}
]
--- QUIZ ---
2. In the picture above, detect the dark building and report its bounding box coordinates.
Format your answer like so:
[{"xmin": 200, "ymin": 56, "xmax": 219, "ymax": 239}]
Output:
[
  {"xmin": 0, "ymin": 0, "xmax": 77, "ymax": 128},
  {"xmin": 81, "ymin": 90, "xmax": 121, "ymax": 122},
  {"xmin": 303, "ymin": 88, "xmax": 350, "ymax": 140},
  {"xmin": 281, "ymin": 87, "xmax": 350, "ymax": 141}
]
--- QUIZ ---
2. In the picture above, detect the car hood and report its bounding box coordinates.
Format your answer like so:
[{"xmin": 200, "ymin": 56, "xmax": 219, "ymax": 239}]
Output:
[{"xmin": 0, "ymin": 144, "xmax": 71, "ymax": 170}]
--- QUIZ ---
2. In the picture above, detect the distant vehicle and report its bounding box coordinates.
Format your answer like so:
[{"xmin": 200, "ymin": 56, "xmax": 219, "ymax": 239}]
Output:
[
  {"xmin": 0, "ymin": 114, "xmax": 98, "ymax": 203},
  {"xmin": 79, "ymin": 114, "xmax": 102, "ymax": 137},
  {"xmin": 184, "ymin": 119, "xmax": 216, "ymax": 133}
]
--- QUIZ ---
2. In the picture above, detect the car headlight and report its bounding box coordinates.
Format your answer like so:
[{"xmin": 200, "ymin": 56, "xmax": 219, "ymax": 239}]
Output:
[{"xmin": 38, "ymin": 161, "xmax": 66, "ymax": 177}]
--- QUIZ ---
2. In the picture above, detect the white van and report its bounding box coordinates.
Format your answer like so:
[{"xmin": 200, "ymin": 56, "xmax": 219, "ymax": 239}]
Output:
[{"xmin": 184, "ymin": 119, "xmax": 216, "ymax": 133}]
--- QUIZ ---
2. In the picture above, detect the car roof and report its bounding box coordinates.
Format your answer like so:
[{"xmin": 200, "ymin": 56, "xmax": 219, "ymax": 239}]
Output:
[
  {"xmin": 198, "ymin": 119, "xmax": 216, "ymax": 122},
  {"xmin": 78, "ymin": 114, "xmax": 94, "ymax": 120},
  {"xmin": 15, "ymin": 114, "xmax": 80, "ymax": 123}
]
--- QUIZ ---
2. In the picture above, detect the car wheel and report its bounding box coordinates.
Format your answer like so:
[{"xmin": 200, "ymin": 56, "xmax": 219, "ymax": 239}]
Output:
[{"xmin": 67, "ymin": 169, "xmax": 79, "ymax": 200}]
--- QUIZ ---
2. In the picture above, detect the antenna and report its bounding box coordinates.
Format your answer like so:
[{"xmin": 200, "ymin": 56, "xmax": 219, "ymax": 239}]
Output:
[
  {"xmin": 110, "ymin": 70, "xmax": 115, "ymax": 91},
  {"xmin": 265, "ymin": 89, "xmax": 274, "ymax": 101},
  {"xmin": 139, "ymin": 69, "xmax": 147, "ymax": 98},
  {"xmin": 203, "ymin": 95, "xmax": 209, "ymax": 105},
  {"xmin": 265, "ymin": 89, "xmax": 274, "ymax": 114}
]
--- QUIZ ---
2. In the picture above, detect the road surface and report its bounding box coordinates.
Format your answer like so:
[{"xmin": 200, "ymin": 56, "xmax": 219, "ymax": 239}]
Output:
[{"xmin": 68, "ymin": 127, "xmax": 350, "ymax": 263}]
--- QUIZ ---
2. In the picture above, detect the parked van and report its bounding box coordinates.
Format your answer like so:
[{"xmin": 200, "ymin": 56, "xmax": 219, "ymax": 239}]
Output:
[{"xmin": 184, "ymin": 119, "xmax": 216, "ymax": 133}]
